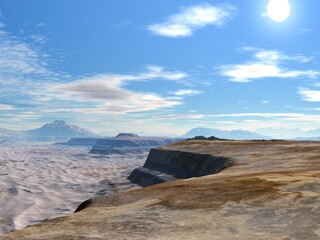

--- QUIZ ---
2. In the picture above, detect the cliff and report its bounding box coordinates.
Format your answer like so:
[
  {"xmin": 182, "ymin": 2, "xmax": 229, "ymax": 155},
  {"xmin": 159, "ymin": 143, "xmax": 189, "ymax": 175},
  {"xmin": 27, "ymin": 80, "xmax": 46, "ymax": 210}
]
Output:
[
  {"xmin": 55, "ymin": 138, "xmax": 100, "ymax": 146},
  {"xmin": 89, "ymin": 136, "xmax": 181, "ymax": 154},
  {"xmin": 3, "ymin": 140, "xmax": 320, "ymax": 239},
  {"xmin": 128, "ymin": 148, "xmax": 234, "ymax": 186}
]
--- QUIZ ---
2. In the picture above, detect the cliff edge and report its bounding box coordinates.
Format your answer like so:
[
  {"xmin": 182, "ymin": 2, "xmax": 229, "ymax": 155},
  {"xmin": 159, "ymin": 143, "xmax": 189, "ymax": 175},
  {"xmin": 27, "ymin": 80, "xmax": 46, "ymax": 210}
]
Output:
[
  {"xmin": 89, "ymin": 135, "xmax": 181, "ymax": 154},
  {"xmin": 128, "ymin": 148, "xmax": 234, "ymax": 187}
]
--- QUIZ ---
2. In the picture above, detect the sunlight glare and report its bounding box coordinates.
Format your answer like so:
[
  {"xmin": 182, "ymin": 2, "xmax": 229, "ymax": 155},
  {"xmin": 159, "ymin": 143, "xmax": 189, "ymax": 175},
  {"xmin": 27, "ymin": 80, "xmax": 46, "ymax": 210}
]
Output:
[{"xmin": 267, "ymin": 0, "xmax": 291, "ymax": 22}]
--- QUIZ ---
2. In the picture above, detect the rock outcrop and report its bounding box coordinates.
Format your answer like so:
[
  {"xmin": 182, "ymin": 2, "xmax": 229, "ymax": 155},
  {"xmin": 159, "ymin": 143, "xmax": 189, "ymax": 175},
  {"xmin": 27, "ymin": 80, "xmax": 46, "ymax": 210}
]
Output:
[
  {"xmin": 4, "ymin": 140, "xmax": 320, "ymax": 239},
  {"xmin": 128, "ymin": 148, "xmax": 234, "ymax": 187},
  {"xmin": 55, "ymin": 138, "xmax": 100, "ymax": 146},
  {"xmin": 89, "ymin": 134, "xmax": 181, "ymax": 154}
]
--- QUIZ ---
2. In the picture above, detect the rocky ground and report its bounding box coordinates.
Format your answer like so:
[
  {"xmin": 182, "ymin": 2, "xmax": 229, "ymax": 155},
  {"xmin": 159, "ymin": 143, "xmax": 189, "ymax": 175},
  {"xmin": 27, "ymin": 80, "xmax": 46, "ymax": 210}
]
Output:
[{"xmin": 2, "ymin": 140, "xmax": 320, "ymax": 239}]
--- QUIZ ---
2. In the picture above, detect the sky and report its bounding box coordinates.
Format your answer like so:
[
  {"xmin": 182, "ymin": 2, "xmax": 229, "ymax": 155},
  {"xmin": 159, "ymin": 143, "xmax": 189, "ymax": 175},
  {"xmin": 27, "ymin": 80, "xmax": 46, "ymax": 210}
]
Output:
[{"xmin": 0, "ymin": 0, "xmax": 320, "ymax": 135}]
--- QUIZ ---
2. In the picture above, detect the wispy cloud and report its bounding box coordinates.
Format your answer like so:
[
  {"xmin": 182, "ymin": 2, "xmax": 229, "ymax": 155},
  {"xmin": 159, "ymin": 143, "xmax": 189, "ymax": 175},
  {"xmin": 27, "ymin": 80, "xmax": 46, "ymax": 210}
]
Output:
[
  {"xmin": 148, "ymin": 4, "xmax": 235, "ymax": 38},
  {"xmin": 0, "ymin": 18, "xmax": 65, "ymax": 102},
  {"xmin": 199, "ymin": 112, "xmax": 320, "ymax": 131},
  {"xmin": 209, "ymin": 112, "xmax": 305, "ymax": 118},
  {"xmin": 219, "ymin": 48, "xmax": 318, "ymax": 82},
  {"xmin": 0, "ymin": 32, "xmax": 50, "ymax": 78},
  {"xmin": 299, "ymin": 88, "xmax": 320, "ymax": 102},
  {"xmin": 0, "ymin": 104, "xmax": 15, "ymax": 110},
  {"xmin": 0, "ymin": 17, "xmax": 192, "ymax": 124},
  {"xmin": 155, "ymin": 113, "xmax": 205, "ymax": 120},
  {"xmin": 52, "ymin": 66, "xmax": 188, "ymax": 114},
  {"xmin": 173, "ymin": 89, "xmax": 202, "ymax": 96},
  {"xmin": 30, "ymin": 34, "xmax": 48, "ymax": 44}
]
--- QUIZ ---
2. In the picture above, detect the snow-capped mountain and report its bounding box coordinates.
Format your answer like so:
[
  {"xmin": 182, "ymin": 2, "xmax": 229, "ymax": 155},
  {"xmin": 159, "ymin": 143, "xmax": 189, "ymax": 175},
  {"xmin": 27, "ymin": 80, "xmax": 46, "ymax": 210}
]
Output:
[{"xmin": 26, "ymin": 120, "xmax": 100, "ymax": 140}]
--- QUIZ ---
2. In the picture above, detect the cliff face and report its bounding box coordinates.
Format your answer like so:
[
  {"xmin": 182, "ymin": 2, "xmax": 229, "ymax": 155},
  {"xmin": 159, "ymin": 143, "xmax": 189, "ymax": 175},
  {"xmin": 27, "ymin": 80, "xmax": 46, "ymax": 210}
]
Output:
[
  {"xmin": 55, "ymin": 138, "xmax": 100, "ymax": 146},
  {"xmin": 128, "ymin": 148, "xmax": 234, "ymax": 187},
  {"xmin": 89, "ymin": 137, "xmax": 181, "ymax": 154},
  {"xmin": 4, "ymin": 140, "xmax": 320, "ymax": 239}
]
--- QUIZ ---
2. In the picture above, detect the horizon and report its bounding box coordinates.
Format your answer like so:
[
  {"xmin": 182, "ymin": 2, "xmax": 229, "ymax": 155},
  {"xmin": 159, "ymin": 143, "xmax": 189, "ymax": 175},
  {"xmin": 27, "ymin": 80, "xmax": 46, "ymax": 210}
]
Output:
[
  {"xmin": 1, "ymin": 1, "xmax": 320, "ymax": 135},
  {"xmin": 3, "ymin": 119, "xmax": 320, "ymax": 139}
]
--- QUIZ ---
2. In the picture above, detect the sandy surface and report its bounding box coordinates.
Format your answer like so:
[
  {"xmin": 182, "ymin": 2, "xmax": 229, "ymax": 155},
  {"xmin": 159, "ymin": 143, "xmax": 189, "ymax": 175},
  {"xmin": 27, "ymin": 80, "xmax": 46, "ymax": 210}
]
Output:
[
  {"xmin": 4, "ymin": 140, "xmax": 320, "ymax": 239},
  {"xmin": 0, "ymin": 141, "xmax": 147, "ymax": 234}
]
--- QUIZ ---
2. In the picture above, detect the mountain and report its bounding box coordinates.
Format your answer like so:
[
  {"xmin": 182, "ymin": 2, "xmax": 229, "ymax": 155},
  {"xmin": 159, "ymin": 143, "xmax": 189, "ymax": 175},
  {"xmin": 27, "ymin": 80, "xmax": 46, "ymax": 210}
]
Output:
[
  {"xmin": 305, "ymin": 129, "xmax": 320, "ymax": 138},
  {"xmin": 255, "ymin": 128, "xmax": 320, "ymax": 139},
  {"xmin": 182, "ymin": 127, "xmax": 270, "ymax": 140},
  {"xmin": 255, "ymin": 127, "xmax": 306, "ymax": 139},
  {"xmin": 26, "ymin": 120, "xmax": 100, "ymax": 140},
  {"xmin": 0, "ymin": 128, "xmax": 24, "ymax": 140}
]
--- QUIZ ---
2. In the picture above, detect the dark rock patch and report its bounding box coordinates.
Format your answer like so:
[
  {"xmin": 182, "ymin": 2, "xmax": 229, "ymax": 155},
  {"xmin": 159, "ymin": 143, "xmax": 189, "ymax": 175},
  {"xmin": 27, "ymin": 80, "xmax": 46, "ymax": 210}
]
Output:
[{"xmin": 128, "ymin": 148, "xmax": 234, "ymax": 187}]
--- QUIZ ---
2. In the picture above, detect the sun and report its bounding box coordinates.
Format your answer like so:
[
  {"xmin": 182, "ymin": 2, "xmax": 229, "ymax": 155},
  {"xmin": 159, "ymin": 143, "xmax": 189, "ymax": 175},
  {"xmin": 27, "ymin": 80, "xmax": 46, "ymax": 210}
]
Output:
[{"xmin": 267, "ymin": 0, "xmax": 291, "ymax": 22}]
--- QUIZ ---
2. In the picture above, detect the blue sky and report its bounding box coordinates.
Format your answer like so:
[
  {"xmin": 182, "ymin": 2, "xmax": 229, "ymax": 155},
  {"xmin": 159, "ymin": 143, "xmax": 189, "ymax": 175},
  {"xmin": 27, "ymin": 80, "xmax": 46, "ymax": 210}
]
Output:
[{"xmin": 0, "ymin": 0, "xmax": 320, "ymax": 135}]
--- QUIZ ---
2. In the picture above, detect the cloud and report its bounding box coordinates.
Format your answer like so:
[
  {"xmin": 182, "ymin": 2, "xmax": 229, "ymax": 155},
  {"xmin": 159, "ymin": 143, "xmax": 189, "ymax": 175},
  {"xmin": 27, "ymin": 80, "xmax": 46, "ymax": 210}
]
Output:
[
  {"xmin": 52, "ymin": 66, "xmax": 188, "ymax": 114},
  {"xmin": 148, "ymin": 4, "xmax": 234, "ymax": 38},
  {"xmin": 209, "ymin": 113, "xmax": 305, "ymax": 118},
  {"xmin": 299, "ymin": 88, "xmax": 320, "ymax": 102},
  {"xmin": 155, "ymin": 114, "xmax": 205, "ymax": 120},
  {"xmin": 0, "ymin": 104, "xmax": 15, "ymax": 110},
  {"xmin": 0, "ymin": 17, "xmax": 191, "ymax": 121},
  {"xmin": 203, "ymin": 112, "xmax": 320, "ymax": 130},
  {"xmin": 37, "ymin": 23, "xmax": 47, "ymax": 28},
  {"xmin": 0, "ymin": 18, "xmax": 68, "ymax": 123},
  {"xmin": 220, "ymin": 48, "xmax": 318, "ymax": 82},
  {"xmin": 0, "ymin": 19, "xmax": 64, "ymax": 105},
  {"xmin": 30, "ymin": 34, "xmax": 48, "ymax": 44},
  {"xmin": 173, "ymin": 89, "xmax": 202, "ymax": 96},
  {"xmin": 0, "ymin": 31, "xmax": 50, "ymax": 78}
]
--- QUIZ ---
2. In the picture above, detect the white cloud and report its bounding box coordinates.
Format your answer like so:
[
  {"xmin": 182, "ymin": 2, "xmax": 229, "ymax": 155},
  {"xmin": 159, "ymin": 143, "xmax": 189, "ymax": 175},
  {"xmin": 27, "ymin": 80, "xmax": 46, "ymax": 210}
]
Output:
[
  {"xmin": 0, "ymin": 104, "xmax": 15, "ymax": 110},
  {"xmin": 220, "ymin": 48, "xmax": 318, "ymax": 82},
  {"xmin": 173, "ymin": 89, "xmax": 202, "ymax": 96},
  {"xmin": 155, "ymin": 114, "xmax": 205, "ymax": 120},
  {"xmin": 261, "ymin": 100, "xmax": 269, "ymax": 104},
  {"xmin": 0, "ymin": 31, "xmax": 50, "ymax": 78},
  {"xmin": 209, "ymin": 113, "xmax": 305, "ymax": 118},
  {"xmin": 0, "ymin": 19, "xmax": 65, "ymax": 107},
  {"xmin": 148, "ymin": 4, "xmax": 234, "ymax": 38},
  {"xmin": 299, "ymin": 89, "xmax": 320, "ymax": 102},
  {"xmin": 52, "ymin": 66, "xmax": 188, "ymax": 114},
  {"xmin": 37, "ymin": 23, "xmax": 47, "ymax": 28},
  {"xmin": 30, "ymin": 34, "xmax": 48, "ymax": 44}
]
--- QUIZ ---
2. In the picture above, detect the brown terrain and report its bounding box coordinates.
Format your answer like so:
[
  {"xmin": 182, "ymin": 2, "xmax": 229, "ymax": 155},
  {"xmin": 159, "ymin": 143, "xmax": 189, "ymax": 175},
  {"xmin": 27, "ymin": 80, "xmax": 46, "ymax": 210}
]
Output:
[{"xmin": 2, "ymin": 140, "xmax": 320, "ymax": 239}]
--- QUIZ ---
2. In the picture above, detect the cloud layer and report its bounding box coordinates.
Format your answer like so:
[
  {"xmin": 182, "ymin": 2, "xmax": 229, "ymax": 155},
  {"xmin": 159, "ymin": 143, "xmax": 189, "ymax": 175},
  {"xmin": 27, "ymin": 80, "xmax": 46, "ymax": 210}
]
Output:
[
  {"xmin": 148, "ymin": 4, "xmax": 234, "ymax": 38},
  {"xmin": 52, "ymin": 66, "xmax": 188, "ymax": 114},
  {"xmin": 220, "ymin": 48, "xmax": 318, "ymax": 82}
]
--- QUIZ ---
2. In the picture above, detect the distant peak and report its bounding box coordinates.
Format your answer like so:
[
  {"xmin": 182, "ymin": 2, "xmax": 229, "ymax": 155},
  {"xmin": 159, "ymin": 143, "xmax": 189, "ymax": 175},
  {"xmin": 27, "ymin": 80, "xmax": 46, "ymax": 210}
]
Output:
[
  {"xmin": 115, "ymin": 133, "xmax": 139, "ymax": 138},
  {"xmin": 53, "ymin": 120, "xmax": 66, "ymax": 124}
]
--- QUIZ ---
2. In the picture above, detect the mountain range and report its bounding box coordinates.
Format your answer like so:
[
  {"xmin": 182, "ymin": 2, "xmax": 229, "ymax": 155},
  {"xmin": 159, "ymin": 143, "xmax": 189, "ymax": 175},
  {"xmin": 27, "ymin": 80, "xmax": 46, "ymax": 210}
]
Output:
[
  {"xmin": 255, "ymin": 127, "xmax": 320, "ymax": 139},
  {"xmin": 0, "ymin": 128, "xmax": 24, "ymax": 140},
  {"xmin": 0, "ymin": 120, "xmax": 99, "ymax": 141},
  {"xmin": 182, "ymin": 128, "xmax": 271, "ymax": 140},
  {"xmin": 3, "ymin": 121, "xmax": 320, "ymax": 141}
]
